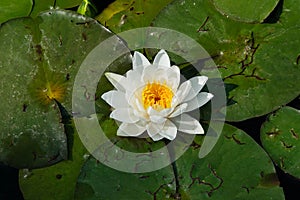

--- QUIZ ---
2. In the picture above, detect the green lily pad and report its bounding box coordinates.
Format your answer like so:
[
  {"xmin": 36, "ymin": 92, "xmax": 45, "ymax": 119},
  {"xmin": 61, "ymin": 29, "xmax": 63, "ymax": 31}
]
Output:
[
  {"xmin": 96, "ymin": 0, "xmax": 173, "ymax": 33},
  {"xmin": 30, "ymin": 0, "xmax": 83, "ymax": 17},
  {"xmin": 75, "ymin": 156, "xmax": 176, "ymax": 200},
  {"xmin": 19, "ymin": 127, "xmax": 88, "ymax": 200},
  {"xmin": 0, "ymin": 10, "xmax": 116, "ymax": 168},
  {"xmin": 176, "ymin": 124, "xmax": 283, "ymax": 199},
  {"xmin": 211, "ymin": 0, "xmax": 280, "ymax": 23},
  {"xmin": 261, "ymin": 106, "xmax": 300, "ymax": 179},
  {"xmin": 0, "ymin": 0, "xmax": 33, "ymax": 24},
  {"xmin": 279, "ymin": 0, "xmax": 300, "ymax": 29},
  {"xmin": 153, "ymin": 0, "xmax": 300, "ymax": 121},
  {"xmin": 74, "ymin": 124, "xmax": 284, "ymax": 199},
  {"xmin": 0, "ymin": 0, "xmax": 84, "ymax": 24},
  {"xmin": 0, "ymin": 17, "xmax": 67, "ymax": 168}
]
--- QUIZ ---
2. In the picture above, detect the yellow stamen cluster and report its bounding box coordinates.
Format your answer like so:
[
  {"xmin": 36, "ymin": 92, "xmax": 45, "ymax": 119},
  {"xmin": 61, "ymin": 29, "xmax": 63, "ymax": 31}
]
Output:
[{"xmin": 142, "ymin": 82, "xmax": 173, "ymax": 111}]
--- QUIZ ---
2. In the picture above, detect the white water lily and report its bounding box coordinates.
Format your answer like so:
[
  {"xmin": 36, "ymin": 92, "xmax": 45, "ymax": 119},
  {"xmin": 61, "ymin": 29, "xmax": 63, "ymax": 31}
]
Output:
[{"xmin": 101, "ymin": 50, "xmax": 213, "ymax": 141}]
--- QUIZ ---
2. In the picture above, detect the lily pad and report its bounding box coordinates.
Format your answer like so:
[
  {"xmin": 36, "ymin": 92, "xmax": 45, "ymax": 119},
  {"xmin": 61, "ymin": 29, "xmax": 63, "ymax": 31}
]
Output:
[
  {"xmin": 261, "ymin": 106, "xmax": 300, "ymax": 179},
  {"xmin": 75, "ymin": 156, "xmax": 176, "ymax": 200},
  {"xmin": 30, "ymin": 0, "xmax": 83, "ymax": 17},
  {"xmin": 211, "ymin": 0, "xmax": 280, "ymax": 23},
  {"xmin": 0, "ymin": 10, "xmax": 116, "ymax": 168},
  {"xmin": 19, "ymin": 128, "xmax": 88, "ymax": 200},
  {"xmin": 96, "ymin": 0, "xmax": 173, "ymax": 33},
  {"xmin": 0, "ymin": 0, "xmax": 84, "ymax": 24},
  {"xmin": 153, "ymin": 0, "xmax": 300, "ymax": 121},
  {"xmin": 0, "ymin": 0, "xmax": 33, "ymax": 24},
  {"xmin": 74, "ymin": 124, "xmax": 284, "ymax": 199},
  {"xmin": 0, "ymin": 16, "xmax": 67, "ymax": 168},
  {"xmin": 175, "ymin": 124, "xmax": 283, "ymax": 199}
]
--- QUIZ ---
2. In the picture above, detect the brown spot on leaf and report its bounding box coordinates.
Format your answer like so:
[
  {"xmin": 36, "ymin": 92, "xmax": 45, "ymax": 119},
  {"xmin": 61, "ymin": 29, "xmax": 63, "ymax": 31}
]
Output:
[
  {"xmin": 290, "ymin": 128, "xmax": 299, "ymax": 139},
  {"xmin": 66, "ymin": 73, "xmax": 70, "ymax": 81},
  {"xmin": 82, "ymin": 33, "xmax": 87, "ymax": 41},
  {"xmin": 225, "ymin": 134, "xmax": 246, "ymax": 145},
  {"xmin": 280, "ymin": 140, "xmax": 293, "ymax": 149},
  {"xmin": 197, "ymin": 16, "xmax": 210, "ymax": 32},
  {"xmin": 136, "ymin": 11, "xmax": 144, "ymax": 15},
  {"xmin": 266, "ymin": 128, "xmax": 281, "ymax": 137},
  {"xmin": 59, "ymin": 35, "xmax": 63, "ymax": 46},
  {"xmin": 139, "ymin": 175, "xmax": 149, "ymax": 180},
  {"xmin": 56, "ymin": 174, "xmax": 62, "ymax": 179},
  {"xmin": 22, "ymin": 104, "xmax": 28, "ymax": 112}
]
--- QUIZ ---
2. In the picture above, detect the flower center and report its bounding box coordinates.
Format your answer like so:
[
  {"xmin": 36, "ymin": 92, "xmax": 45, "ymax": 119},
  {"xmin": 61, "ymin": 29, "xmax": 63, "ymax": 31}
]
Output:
[{"xmin": 142, "ymin": 82, "xmax": 173, "ymax": 110}]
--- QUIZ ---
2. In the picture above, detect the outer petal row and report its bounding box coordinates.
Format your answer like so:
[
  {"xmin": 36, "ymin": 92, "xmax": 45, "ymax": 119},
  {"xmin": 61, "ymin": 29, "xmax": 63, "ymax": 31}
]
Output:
[
  {"xmin": 132, "ymin": 51, "xmax": 150, "ymax": 73},
  {"xmin": 117, "ymin": 122, "xmax": 146, "ymax": 137},
  {"xmin": 185, "ymin": 92, "xmax": 214, "ymax": 113},
  {"xmin": 183, "ymin": 76, "xmax": 208, "ymax": 102},
  {"xmin": 101, "ymin": 90, "xmax": 129, "ymax": 109},
  {"xmin": 153, "ymin": 49, "xmax": 171, "ymax": 68},
  {"xmin": 110, "ymin": 108, "xmax": 139, "ymax": 123},
  {"xmin": 172, "ymin": 114, "xmax": 204, "ymax": 134}
]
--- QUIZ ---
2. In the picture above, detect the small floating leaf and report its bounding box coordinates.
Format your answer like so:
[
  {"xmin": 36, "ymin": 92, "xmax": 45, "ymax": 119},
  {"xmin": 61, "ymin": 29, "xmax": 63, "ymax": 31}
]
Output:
[{"xmin": 261, "ymin": 106, "xmax": 300, "ymax": 179}]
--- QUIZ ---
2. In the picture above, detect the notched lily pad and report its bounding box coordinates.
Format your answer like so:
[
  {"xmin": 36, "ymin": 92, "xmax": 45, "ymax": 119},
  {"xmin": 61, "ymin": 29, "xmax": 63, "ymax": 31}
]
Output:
[
  {"xmin": 0, "ymin": 10, "xmax": 116, "ymax": 168},
  {"xmin": 153, "ymin": 0, "xmax": 300, "ymax": 121},
  {"xmin": 0, "ymin": 17, "xmax": 67, "ymax": 169},
  {"xmin": 175, "ymin": 124, "xmax": 284, "ymax": 199},
  {"xmin": 261, "ymin": 106, "xmax": 300, "ymax": 179}
]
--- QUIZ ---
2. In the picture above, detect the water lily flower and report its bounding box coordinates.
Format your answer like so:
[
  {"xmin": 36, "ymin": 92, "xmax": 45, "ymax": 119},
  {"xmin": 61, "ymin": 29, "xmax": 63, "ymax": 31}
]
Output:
[{"xmin": 101, "ymin": 50, "xmax": 213, "ymax": 141}]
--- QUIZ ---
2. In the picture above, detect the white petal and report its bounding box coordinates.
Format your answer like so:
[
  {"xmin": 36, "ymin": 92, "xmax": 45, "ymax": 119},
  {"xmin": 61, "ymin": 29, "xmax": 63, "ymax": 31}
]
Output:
[
  {"xmin": 124, "ymin": 69, "xmax": 144, "ymax": 94},
  {"xmin": 105, "ymin": 72, "xmax": 127, "ymax": 92},
  {"xmin": 185, "ymin": 92, "xmax": 214, "ymax": 113},
  {"xmin": 110, "ymin": 108, "xmax": 139, "ymax": 123},
  {"xmin": 169, "ymin": 103, "xmax": 188, "ymax": 118},
  {"xmin": 150, "ymin": 115, "xmax": 167, "ymax": 124},
  {"xmin": 172, "ymin": 114, "xmax": 204, "ymax": 134},
  {"xmin": 153, "ymin": 49, "xmax": 170, "ymax": 68},
  {"xmin": 117, "ymin": 123, "xmax": 146, "ymax": 136},
  {"xmin": 147, "ymin": 123, "xmax": 164, "ymax": 139},
  {"xmin": 132, "ymin": 51, "xmax": 151, "ymax": 72},
  {"xmin": 147, "ymin": 107, "xmax": 173, "ymax": 117},
  {"xmin": 134, "ymin": 98, "xmax": 145, "ymax": 112},
  {"xmin": 101, "ymin": 90, "xmax": 129, "ymax": 108},
  {"xmin": 169, "ymin": 65, "xmax": 180, "ymax": 91},
  {"xmin": 183, "ymin": 76, "xmax": 208, "ymax": 102},
  {"xmin": 126, "ymin": 69, "xmax": 142, "ymax": 82},
  {"xmin": 130, "ymin": 98, "xmax": 146, "ymax": 117},
  {"xmin": 150, "ymin": 133, "xmax": 164, "ymax": 141},
  {"xmin": 160, "ymin": 120, "xmax": 177, "ymax": 140},
  {"xmin": 142, "ymin": 65, "xmax": 168, "ymax": 83},
  {"xmin": 173, "ymin": 80, "xmax": 192, "ymax": 106}
]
